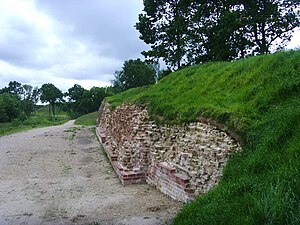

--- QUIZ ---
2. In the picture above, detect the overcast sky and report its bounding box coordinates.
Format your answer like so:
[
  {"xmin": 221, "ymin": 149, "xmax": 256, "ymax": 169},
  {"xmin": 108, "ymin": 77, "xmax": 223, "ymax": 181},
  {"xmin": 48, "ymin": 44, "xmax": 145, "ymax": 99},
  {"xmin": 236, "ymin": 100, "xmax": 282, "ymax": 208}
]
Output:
[{"xmin": 0, "ymin": 0, "xmax": 299, "ymax": 92}]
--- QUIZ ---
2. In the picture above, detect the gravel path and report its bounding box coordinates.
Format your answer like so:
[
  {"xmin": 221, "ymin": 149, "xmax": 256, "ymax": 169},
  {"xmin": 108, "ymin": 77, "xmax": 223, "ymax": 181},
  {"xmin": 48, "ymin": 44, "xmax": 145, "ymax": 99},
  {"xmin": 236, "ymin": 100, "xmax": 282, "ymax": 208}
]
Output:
[{"xmin": 0, "ymin": 121, "xmax": 181, "ymax": 225}]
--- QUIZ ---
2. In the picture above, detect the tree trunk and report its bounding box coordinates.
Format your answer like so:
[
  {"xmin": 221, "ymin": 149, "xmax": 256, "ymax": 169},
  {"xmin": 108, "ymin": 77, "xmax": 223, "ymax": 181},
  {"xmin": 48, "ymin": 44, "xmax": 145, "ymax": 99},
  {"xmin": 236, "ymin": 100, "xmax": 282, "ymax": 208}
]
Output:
[
  {"xmin": 261, "ymin": 22, "xmax": 268, "ymax": 54},
  {"xmin": 52, "ymin": 103, "xmax": 55, "ymax": 116},
  {"xmin": 176, "ymin": 34, "xmax": 181, "ymax": 70}
]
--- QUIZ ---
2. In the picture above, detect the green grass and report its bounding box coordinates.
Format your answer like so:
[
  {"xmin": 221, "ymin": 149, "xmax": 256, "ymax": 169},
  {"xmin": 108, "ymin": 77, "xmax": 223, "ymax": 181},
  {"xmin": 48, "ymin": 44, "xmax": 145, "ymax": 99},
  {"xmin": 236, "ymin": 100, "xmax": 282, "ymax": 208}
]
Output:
[
  {"xmin": 0, "ymin": 105, "xmax": 70, "ymax": 137},
  {"xmin": 75, "ymin": 111, "xmax": 99, "ymax": 126},
  {"xmin": 107, "ymin": 86, "xmax": 150, "ymax": 109},
  {"xmin": 106, "ymin": 50, "xmax": 300, "ymax": 225},
  {"xmin": 35, "ymin": 104, "xmax": 70, "ymax": 116}
]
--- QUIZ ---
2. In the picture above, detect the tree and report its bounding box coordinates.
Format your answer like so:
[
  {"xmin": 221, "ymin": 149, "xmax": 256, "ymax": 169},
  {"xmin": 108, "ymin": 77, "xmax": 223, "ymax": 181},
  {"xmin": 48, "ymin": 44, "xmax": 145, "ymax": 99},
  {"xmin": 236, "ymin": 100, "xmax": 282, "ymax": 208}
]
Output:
[
  {"xmin": 112, "ymin": 59, "xmax": 156, "ymax": 91},
  {"xmin": 0, "ymin": 93, "xmax": 20, "ymax": 122},
  {"xmin": 202, "ymin": 0, "xmax": 300, "ymax": 58},
  {"xmin": 136, "ymin": 0, "xmax": 192, "ymax": 70},
  {"xmin": 136, "ymin": 0, "xmax": 300, "ymax": 65},
  {"xmin": 190, "ymin": 1, "xmax": 252, "ymax": 61},
  {"xmin": 8, "ymin": 81, "xmax": 24, "ymax": 98},
  {"xmin": 40, "ymin": 83, "xmax": 63, "ymax": 116},
  {"xmin": 0, "ymin": 82, "xmax": 40, "ymax": 119},
  {"xmin": 239, "ymin": 0, "xmax": 300, "ymax": 55},
  {"xmin": 22, "ymin": 86, "xmax": 40, "ymax": 116},
  {"xmin": 67, "ymin": 84, "xmax": 85, "ymax": 103},
  {"xmin": 65, "ymin": 85, "xmax": 112, "ymax": 116},
  {"xmin": 0, "ymin": 87, "xmax": 9, "ymax": 94},
  {"xmin": 78, "ymin": 87, "xmax": 107, "ymax": 113},
  {"xmin": 22, "ymin": 84, "xmax": 33, "ymax": 100},
  {"xmin": 31, "ymin": 87, "xmax": 40, "ymax": 104}
]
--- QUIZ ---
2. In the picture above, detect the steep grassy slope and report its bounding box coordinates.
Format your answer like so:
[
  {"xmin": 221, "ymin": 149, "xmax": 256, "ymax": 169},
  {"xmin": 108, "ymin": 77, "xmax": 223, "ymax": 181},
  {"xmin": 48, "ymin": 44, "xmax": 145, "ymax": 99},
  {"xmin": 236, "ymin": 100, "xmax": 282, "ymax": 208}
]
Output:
[{"xmin": 106, "ymin": 50, "xmax": 300, "ymax": 224}]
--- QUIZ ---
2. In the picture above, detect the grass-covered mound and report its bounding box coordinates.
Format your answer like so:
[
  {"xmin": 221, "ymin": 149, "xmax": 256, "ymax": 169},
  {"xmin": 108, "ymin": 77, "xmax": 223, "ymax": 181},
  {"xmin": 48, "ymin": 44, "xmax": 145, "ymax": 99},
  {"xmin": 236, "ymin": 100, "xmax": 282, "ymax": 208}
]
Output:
[
  {"xmin": 75, "ymin": 111, "xmax": 99, "ymax": 126},
  {"xmin": 106, "ymin": 50, "xmax": 300, "ymax": 225}
]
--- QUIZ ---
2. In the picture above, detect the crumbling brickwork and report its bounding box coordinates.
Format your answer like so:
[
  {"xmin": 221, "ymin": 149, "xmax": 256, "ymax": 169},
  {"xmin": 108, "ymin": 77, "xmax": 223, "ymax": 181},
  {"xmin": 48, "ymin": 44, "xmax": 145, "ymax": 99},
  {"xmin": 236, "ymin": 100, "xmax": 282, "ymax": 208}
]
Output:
[{"xmin": 96, "ymin": 102, "xmax": 241, "ymax": 202}]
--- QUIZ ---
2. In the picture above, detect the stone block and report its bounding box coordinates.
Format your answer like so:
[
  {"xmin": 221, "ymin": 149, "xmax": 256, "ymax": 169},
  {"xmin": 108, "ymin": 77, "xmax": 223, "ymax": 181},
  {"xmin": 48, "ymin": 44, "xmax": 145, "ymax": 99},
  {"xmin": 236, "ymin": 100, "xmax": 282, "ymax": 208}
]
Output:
[{"xmin": 96, "ymin": 101, "xmax": 242, "ymax": 202}]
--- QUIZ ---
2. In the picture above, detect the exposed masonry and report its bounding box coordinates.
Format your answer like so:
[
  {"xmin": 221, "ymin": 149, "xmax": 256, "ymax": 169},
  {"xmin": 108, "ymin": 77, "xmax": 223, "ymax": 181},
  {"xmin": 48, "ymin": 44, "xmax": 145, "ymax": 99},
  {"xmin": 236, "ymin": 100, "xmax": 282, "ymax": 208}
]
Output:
[{"xmin": 96, "ymin": 102, "xmax": 242, "ymax": 202}]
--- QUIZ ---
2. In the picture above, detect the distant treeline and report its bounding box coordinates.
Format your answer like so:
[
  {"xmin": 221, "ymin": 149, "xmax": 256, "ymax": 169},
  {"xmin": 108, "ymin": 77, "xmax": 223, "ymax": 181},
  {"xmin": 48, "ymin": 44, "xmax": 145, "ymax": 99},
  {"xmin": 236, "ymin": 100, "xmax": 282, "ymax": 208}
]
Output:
[
  {"xmin": 0, "ymin": 57, "xmax": 170, "ymax": 124},
  {"xmin": 0, "ymin": 81, "xmax": 118, "ymax": 123}
]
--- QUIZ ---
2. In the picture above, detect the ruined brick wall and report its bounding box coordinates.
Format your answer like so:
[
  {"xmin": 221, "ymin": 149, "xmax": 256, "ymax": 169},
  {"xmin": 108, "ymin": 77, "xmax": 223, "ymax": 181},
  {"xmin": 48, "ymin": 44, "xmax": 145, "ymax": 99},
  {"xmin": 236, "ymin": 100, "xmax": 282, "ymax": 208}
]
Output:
[{"xmin": 96, "ymin": 102, "xmax": 241, "ymax": 202}]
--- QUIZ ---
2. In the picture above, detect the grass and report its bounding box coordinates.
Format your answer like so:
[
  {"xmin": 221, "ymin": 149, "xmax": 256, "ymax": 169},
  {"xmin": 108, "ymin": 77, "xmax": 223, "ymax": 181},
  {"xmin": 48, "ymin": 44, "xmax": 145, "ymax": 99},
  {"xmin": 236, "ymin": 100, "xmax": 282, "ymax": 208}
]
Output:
[
  {"xmin": 106, "ymin": 50, "xmax": 300, "ymax": 225},
  {"xmin": 75, "ymin": 111, "xmax": 99, "ymax": 126},
  {"xmin": 0, "ymin": 105, "xmax": 70, "ymax": 137}
]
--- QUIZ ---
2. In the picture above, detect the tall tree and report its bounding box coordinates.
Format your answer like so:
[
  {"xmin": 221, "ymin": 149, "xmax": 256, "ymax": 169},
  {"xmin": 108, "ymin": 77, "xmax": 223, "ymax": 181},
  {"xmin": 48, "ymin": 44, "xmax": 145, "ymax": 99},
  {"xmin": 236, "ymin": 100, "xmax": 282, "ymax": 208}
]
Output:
[
  {"xmin": 67, "ymin": 84, "xmax": 85, "ymax": 103},
  {"xmin": 197, "ymin": 0, "xmax": 299, "ymax": 59},
  {"xmin": 40, "ymin": 83, "xmax": 63, "ymax": 116},
  {"xmin": 31, "ymin": 87, "xmax": 40, "ymax": 104},
  {"xmin": 137, "ymin": 0, "xmax": 300, "ymax": 65},
  {"xmin": 136, "ymin": 0, "xmax": 192, "ymax": 70},
  {"xmin": 240, "ymin": 0, "xmax": 300, "ymax": 54},
  {"xmin": 78, "ymin": 87, "xmax": 107, "ymax": 113},
  {"xmin": 22, "ymin": 84, "xmax": 33, "ymax": 100},
  {"xmin": 0, "ymin": 82, "xmax": 40, "ymax": 119},
  {"xmin": 112, "ymin": 59, "xmax": 156, "ymax": 91},
  {"xmin": 0, "ymin": 93, "xmax": 20, "ymax": 122},
  {"xmin": 190, "ymin": 1, "xmax": 253, "ymax": 61},
  {"xmin": 8, "ymin": 81, "xmax": 24, "ymax": 98}
]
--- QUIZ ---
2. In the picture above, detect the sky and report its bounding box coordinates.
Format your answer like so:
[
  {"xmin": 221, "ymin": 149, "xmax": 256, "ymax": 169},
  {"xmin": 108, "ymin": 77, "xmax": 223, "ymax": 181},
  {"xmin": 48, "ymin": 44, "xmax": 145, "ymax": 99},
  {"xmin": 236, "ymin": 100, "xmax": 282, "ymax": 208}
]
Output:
[
  {"xmin": 0, "ymin": 0, "xmax": 147, "ymax": 92},
  {"xmin": 0, "ymin": 0, "xmax": 299, "ymax": 92}
]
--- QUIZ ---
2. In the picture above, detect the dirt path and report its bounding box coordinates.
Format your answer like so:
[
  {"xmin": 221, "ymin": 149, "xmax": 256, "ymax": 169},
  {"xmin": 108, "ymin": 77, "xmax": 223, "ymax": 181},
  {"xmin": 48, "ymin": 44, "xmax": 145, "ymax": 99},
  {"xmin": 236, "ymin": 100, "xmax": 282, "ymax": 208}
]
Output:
[{"xmin": 0, "ymin": 121, "xmax": 181, "ymax": 225}]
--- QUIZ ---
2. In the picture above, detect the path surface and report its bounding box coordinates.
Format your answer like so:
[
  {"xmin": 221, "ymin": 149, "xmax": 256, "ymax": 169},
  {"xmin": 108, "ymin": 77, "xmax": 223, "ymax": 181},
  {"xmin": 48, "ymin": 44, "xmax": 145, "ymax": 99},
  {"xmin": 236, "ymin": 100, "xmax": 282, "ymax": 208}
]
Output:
[{"xmin": 0, "ymin": 121, "xmax": 181, "ymax": 225}]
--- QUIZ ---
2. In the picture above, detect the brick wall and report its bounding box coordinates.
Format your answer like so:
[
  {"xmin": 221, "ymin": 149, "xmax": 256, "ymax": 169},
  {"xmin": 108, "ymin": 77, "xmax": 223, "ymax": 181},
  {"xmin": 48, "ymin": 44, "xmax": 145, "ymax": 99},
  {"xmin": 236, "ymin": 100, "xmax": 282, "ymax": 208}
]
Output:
[{"xmin": 96, "ymin": 102, "xmax": 241, "ymax": 202}]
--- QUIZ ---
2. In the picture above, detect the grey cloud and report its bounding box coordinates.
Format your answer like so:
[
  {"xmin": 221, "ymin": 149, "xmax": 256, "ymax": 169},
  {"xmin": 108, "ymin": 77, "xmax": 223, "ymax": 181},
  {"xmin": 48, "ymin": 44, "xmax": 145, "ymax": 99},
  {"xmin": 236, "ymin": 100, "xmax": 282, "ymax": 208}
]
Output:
[
  {"xmin": 0, "ymin": 0, "xmax": 147, "ymax": 91},
  {"xmin": 0, "ymin": 17, "xmax": 47, "ymax": 68},
  {"xmin": 36, "ymin": 0, "xmax": 146, "ymax": 59}
]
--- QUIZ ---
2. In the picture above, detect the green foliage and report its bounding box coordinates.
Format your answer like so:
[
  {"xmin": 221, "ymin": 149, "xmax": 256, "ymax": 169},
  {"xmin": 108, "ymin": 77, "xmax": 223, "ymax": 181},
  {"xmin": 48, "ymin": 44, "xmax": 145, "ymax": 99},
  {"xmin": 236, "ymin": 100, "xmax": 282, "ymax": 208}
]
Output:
[
  {"xmin": 106, "ymin": 50, "xmax": 300, "ymax": 224},
  {"xmin": 67, "ymin": 84, "xmax": 85, "ymax": 102},
  {"xmin": 0, "ymin": 81, "xmax": 40, "ymax": 121},
  {"xmin": 112, "ymin": 58, "xmax": 156, "ymax": 91},
  {"xmin": 0, "ymin": 105, "xmax": 70, "ymax": 136},
  {"xmin": 75, "ymin": 111, "xmax": 99, "ymax": 126},
  {"xmin": 107, "ymin": 87, "xmax": 149, "ymax": 109},
  {"xmin": 35, "ymin": 104, "xmax": 69, "ymax": 117},
  {"xmin": 79, "ymin": 87, "xmax": 106, "ymax": 113},
  {"xmin": 0, "ymin": 93, "xmax": 21, "ymax": 122},
  {"xmin": 7, "ymin": 81, "xmax": 24, "ymax": 97},
  {"xmin": 65, "ymin": 84, "xmax": 112, "ymax": 117},
  {"xmin": 40, "ymin": 83, "xmax": 63, "ymax": 116},
  {"xmin": 136, "ymin": 0, "xmax": 190, "ymax": 69},
  {"xmin": 136, "ymin": 0, "xmax": 300, "ymax": 68}
]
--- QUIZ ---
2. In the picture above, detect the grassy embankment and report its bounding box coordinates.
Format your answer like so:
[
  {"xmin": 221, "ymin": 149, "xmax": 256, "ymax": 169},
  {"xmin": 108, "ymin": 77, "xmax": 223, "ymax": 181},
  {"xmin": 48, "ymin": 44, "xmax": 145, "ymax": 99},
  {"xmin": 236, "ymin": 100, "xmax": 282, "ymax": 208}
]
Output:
[
  {"xmin": 74, "ymin": 111, "xmax": 99, "ymax": 126},
  {"xmin": 0, "ymin": 105, "xmax": 70, "ymax": 136},
  {"xmin": 106, "ymin": 50, "xmax": 300, "ymax": 224}
]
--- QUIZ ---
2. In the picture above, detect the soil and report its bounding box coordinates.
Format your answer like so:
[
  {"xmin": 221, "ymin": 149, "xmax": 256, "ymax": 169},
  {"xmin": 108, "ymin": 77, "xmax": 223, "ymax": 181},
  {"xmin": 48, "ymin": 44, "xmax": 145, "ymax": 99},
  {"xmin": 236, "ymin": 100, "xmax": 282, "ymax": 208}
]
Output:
[{"xmin": 0, "ymin": 121, "xmax": 182, "ymax": 225}]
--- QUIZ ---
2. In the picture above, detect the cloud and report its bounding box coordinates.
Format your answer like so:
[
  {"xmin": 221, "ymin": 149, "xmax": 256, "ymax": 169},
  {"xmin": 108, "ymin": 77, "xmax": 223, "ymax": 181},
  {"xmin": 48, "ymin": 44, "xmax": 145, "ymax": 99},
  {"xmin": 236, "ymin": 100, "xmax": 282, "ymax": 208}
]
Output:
[
  {"xmin": 287, "ymin": 28, "xmax": 300, "ymax": 49},
  {"xmin": 0, "ymin": 0, "xmax": 146, "ymax": 91},
  {"xmin": 36, "ymin": 0, "xmax": 147, "ymax": 59}
]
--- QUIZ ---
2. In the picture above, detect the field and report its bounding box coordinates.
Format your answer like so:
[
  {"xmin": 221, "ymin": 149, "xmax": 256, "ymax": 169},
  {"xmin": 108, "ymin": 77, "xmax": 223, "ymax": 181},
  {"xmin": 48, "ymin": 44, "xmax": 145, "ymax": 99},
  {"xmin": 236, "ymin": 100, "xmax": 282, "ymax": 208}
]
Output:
[{"xmin": 0, "ymin": 105, "xmax": 70, "ymax": 136}]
